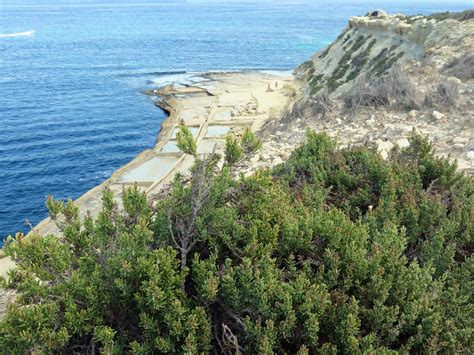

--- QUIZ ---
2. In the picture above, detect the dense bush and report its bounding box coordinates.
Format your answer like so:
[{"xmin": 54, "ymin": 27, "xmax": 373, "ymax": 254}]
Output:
[{"xmin": 1, "ymin": 132, "xmax": 472, "ymax": 353}]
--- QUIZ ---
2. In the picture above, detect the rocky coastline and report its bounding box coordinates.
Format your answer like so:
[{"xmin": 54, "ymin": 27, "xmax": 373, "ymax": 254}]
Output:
[{"xmin": 1, "ymin": 10, "xmax": 473, "ymax": 318}]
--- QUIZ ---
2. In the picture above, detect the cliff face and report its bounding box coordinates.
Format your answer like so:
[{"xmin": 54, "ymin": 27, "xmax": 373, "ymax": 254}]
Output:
[
  {"xmin": 295, "ymin": 11, "xmax": 473, "ymax": 96},
  {"xmin": 253, "ymin": 10, "xmax": 474, "ymax": 176}
]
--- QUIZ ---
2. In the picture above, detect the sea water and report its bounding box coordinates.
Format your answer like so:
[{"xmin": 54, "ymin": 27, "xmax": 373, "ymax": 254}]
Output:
[{"xmin": 0, "ymin": 0, "xmax": 469, "ymax": 242}]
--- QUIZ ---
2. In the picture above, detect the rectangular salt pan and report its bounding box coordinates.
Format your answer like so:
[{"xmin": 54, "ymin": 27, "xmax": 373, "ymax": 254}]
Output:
[
  {"xmin": 197, "ymin": 139, "xmax": 224, "ymax": 154},
  {"xmin": 161, "ymin": 140, "xmax": 180, "ymax": 153},
  {"xmin": 119, "ymin": 156, "xmax": 178, "ymax": 183},
  {"xmin": 206, "ymin": 125, "xmax": 231, "ymax": 137},
  {"xmin": 214, "ymin": 111, "xmax": 232, "ymax": 120},
  {"xmin": 179, "ymin": 108, "xmax": 209, "ymax": 121}
]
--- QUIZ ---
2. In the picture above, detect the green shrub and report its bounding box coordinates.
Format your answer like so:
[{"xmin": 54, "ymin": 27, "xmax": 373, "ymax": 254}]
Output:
[
  {"xmin": 240, "ymin": 127, "xmax": 262, "ymax": 154},
  {"xmin": 224, "ymin": 134, "xmax": 244, "ymax": 166},
  {"xmin": 1, "ymin": 132, "xmax": 472, "ymax": 354},
  {"xmin": 176, "ymin": 125, "xmax": 197, "ymax": 155}
]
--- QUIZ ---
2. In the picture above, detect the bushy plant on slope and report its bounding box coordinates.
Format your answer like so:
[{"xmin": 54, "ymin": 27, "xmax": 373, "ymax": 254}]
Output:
[{"xmin": 1, "ymin": 132, "xmax": 472, "ymax": 353}]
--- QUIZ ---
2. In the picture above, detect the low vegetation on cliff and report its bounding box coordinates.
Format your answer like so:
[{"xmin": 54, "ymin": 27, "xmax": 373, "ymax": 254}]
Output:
[{"xmin": 1, "ymin": 130, "xmax": 472, "ymax": 353}]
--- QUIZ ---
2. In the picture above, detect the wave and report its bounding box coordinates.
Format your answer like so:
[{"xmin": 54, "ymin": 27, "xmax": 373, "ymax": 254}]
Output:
[
  {"xmin": 118, "ymin": 70, "xmax": 188, "ymax": 78},
  {"xmin": 0, "ymin": 30, "xmax": 35, "ymax": 38}
]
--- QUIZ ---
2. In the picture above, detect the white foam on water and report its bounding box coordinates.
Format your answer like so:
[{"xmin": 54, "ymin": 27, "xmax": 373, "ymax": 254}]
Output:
[
  {"xmin": 150, "ymin": 72, "xmax": 200, "ymax": 87},
  {"xmin": 0, "ymin": 30, "xmax": 35, "ymax": 38}
]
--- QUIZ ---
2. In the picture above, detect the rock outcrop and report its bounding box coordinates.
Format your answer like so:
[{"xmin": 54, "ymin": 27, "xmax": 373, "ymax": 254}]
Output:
[
  {"xmin": 295, "ymin": 11, "xmax": 473, "ymax": 96},
  {"xmin": 254, "ymin": 10, "xmax": 474, "ymax": 175}
]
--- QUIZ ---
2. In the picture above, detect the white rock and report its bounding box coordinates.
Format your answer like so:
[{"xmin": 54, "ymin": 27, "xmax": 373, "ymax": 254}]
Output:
[
  {"xmin": 272, "ymin": 157, "xmax": 283, "ymax": 165},
  {"xmin": 453, "ymin": 137, "xmax": 468, "ymax": 145},
  {"xmin": 260, "ymin": 153, "xmax": 270, "ymax": 162},
  {"xmin": 408, "ymin": 110, "xmax": 417, "ymax": 118},
  {"xmin": 449, "ymin": 77, "xmax": 462, "ymax": 85},
  {"xmin": 432, "ymin": 111, "xmax": 446, "ymax": 120},
  {"xmin": 396, "ymin": 138, "xmax": 410, "ymax": 148},
  {"xmin": 250, "ymin": 155, "xmax": 260, "ymax": 164},
  {"xmin": 467, "ymin": 151, "xmax": 474, "ymax": 160},
  {"xmin": 376, "ymin": 140, "xmax": 395, "ymax": 153},
  {"xmin": 366, "ymin": 118, "xmax": 376, "ymax": 126},
  {"xmin": 380, "ymin": 150, "xmax": 389, "ymax": 160}
]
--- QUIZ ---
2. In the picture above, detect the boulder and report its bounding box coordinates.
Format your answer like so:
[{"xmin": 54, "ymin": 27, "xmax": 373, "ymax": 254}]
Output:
[
  {"xmin": 272, "ymin": 157, "xmax": 284, "ymax": 166},
  {"xmin": 250, "ymin": 155, "xmax": 260, "ymax": 164},
  {"xmin": 376, "ymin": 140, "xmax": 394, "ymax": 160},
  {"xmin": 365, "ymin": 118, "xmax": 376, "ymax": 126},
  {"xmin": 260, "ymin": 153, "xmax": 270, "ymax": 162},
  {"xmin": 453, "ymin": 137, "xmax": 468, "ymax": 145},
  {"xmin": 432, "ymin": 111, "xmax": 446, "ymax": 120},
  {"xmin": 396, "ymin": 138, "xmax": 410, "ymax": 148},
  {"xmin": 380, "ymin": 149, "xmax": 389, "ymax": 160}
]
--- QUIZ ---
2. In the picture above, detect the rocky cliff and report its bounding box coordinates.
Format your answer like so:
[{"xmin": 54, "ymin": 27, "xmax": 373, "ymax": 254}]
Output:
[
  {"xmin": 249, "ymin": 10, "xmax": 474, "ymax": 176},
  {"xmin": 295, "ymin": 10, "xmax": 473, "ymax": 96}
]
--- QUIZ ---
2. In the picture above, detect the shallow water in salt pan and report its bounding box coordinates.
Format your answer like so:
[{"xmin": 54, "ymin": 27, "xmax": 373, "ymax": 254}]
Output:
[
  {"xmin": 119, "ymin": 156, "xmax": 178, "ymax": 183},
  {"xmin": 206, "ymin": 125, "xmax": 232, "ymax": 137}
]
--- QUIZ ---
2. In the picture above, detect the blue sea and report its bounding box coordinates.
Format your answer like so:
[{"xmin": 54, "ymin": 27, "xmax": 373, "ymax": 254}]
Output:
[{"xmin": 0, "ymin": 1, "xmax": 470, "ymax": 242}]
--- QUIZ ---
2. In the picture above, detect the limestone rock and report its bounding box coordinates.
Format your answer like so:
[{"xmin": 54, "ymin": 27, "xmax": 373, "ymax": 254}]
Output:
[
  {"xmin": 260, "ymin": 153, "xmax": 270, "ymax": 162},
  {"xmin": 272, "ymin": 157, "xmax": 284, "ymax": 166},
  {"xmin": 396, "ymin": 138, "xmax": 410, "ymax": 148},
  {"xmin": 376, "ymin": 140, "xmax": 394, "ymax": 160},
  {"xmin": 432, "ymin": 111, "xmax": 446, "ymax": 120},
  {"xmin": 366, "ymin": 118, "xmax": 376, "ymax": 126},
  {"xmin": 408, "ymin": 110, "xmax": 417, "ymax": 118},
  {"xmin": 376, "ymin": 140, "xmax": 395, "ymax": 153},
  {"xmin": 250, "ymin": 155, "xmax": 260, "ymax": 164},
  {"xmin": 379, "ymin": 150, "xmax": 389, "ymax": 160},
  {"xmin": 453, "ymin": 137, "xmax": 469, "ymax": 145}
]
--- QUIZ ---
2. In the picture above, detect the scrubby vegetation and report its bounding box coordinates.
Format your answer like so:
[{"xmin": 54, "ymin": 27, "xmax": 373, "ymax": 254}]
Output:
[
  {"xmin": 342, "ymin": 66, "xmax": 418, "ymax": 115},
  {"xmin": 342, "ymin": 65, "xmax": 463, "ymax": 116},
  {"xmin": 425, "ymin": 10, "xmax": 474, "ymax": 22},
  {"xmin": 423, "ymin": 80, "xmax": 460, "ymax": 109},
  {"xmin": 1, "ymin": 130, "xmax": 472, "ymax": 354},
  {"xmin": 405, "ymin": 10, "xmax": 474, "ymax": 24},
  {"xmin": 444, "ymin": 53, "xmax": 474, "ymax": 81},
  {"xmin": 282, "ymin": 88, "xmax": 333, "ymax": 123}
]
